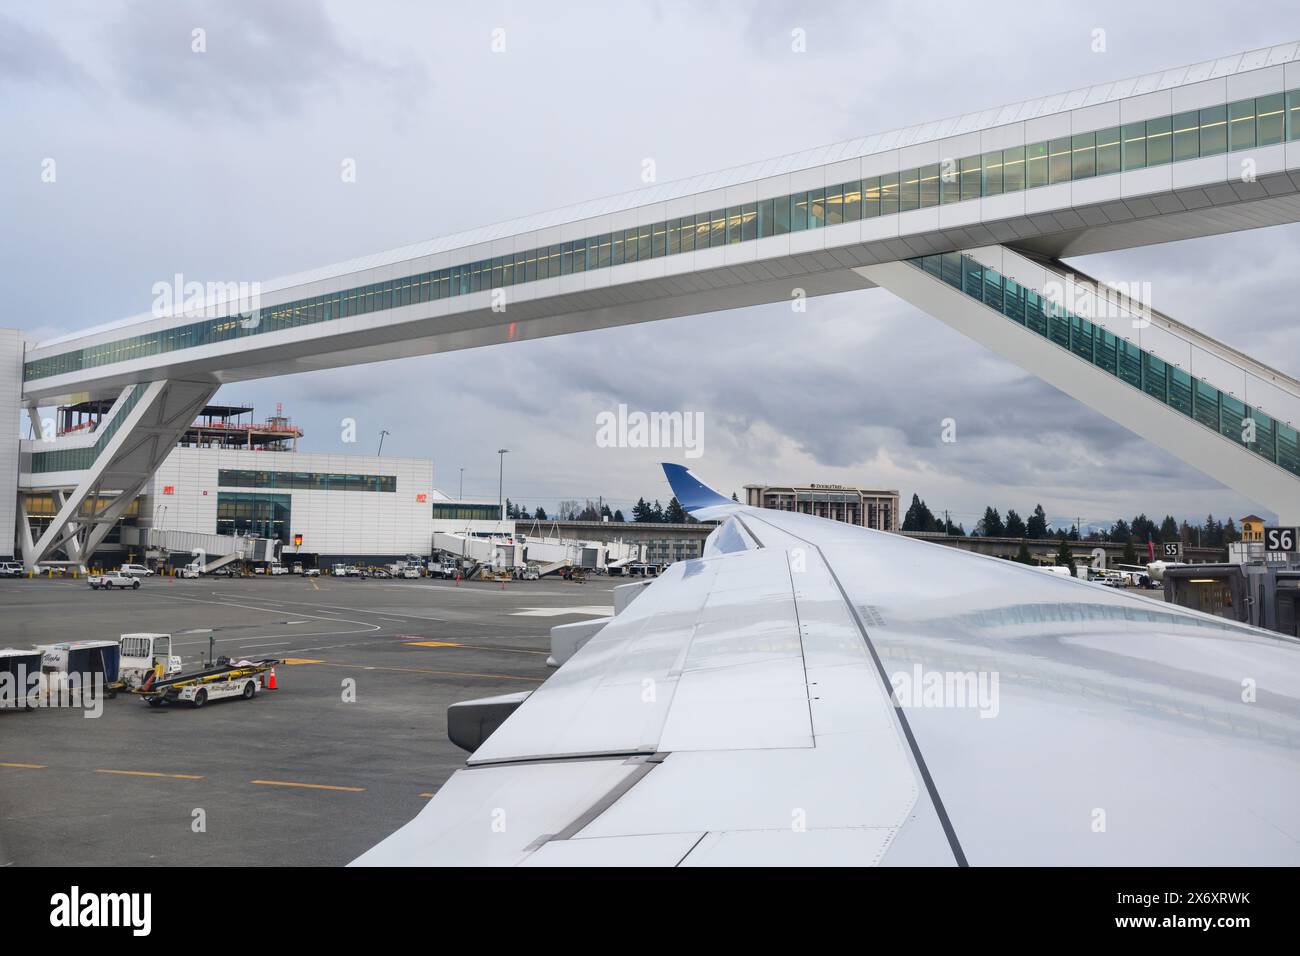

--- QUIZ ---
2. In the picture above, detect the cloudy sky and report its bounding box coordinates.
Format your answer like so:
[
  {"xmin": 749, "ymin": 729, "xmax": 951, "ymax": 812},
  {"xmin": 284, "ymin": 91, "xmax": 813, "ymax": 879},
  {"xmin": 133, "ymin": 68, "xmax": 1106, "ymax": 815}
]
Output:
[{"xmin": 3, "ymin": 0, "xmax": 1297, "ymax": 529}]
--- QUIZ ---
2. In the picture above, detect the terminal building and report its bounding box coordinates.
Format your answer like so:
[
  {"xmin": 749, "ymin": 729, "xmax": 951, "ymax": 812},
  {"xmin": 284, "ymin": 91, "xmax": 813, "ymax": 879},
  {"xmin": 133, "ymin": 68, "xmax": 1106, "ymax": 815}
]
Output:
[
  {"xmin": 744, "ymin": 483, "xmax": 899, "ymax": 531},
  {"xmin": 32, "ymin": 401, "xmax": 508, "ymax": 567}
]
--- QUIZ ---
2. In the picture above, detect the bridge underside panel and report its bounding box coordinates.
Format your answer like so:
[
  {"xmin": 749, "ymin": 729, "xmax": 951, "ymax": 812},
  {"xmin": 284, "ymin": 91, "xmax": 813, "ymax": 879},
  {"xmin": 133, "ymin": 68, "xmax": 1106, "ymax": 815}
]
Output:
[{"xmin": 860, "ymin": 250, "xmax": 1300, "ymax": 523}]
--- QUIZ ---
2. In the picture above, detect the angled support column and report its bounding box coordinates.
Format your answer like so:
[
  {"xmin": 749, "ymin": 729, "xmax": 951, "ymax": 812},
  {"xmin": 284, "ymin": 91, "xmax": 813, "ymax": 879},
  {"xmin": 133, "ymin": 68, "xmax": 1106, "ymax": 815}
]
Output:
[
  {"xmin": 860, "ymin": 247, "xmax": 1300, "ymax": 523},
  {"xmin": 23, "ymin": 379, "xmax": 217, "ymax": 571}
]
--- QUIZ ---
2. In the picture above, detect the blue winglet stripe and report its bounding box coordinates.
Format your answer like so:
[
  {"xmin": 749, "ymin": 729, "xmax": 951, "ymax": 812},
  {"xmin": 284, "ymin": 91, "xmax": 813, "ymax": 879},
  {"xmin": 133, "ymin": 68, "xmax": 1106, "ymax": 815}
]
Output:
[{"xmin": 662, "ymin": 463, "xmax": 734, "ymax": 513}]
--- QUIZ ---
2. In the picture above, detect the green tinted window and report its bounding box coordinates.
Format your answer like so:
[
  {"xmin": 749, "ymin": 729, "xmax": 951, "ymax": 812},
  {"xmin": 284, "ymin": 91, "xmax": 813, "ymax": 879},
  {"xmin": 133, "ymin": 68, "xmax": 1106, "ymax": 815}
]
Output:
[
  {"xmin": 1002, "ymin": 146, "xmax": 1025, "ymax": 192},
  {"xmin": 1122, "ymin": 123, "xmax": 1146, "ymax": 170},
  {"xmin": 1256, "ymin": 93, "xmax": 1285, "ymax": 146},
  {"xmin": 1200, "ymin": 105, "xmax": 1228, "ymax": 155},
  {"xmin": 1145, "ymin": 116, "xmax": 1172, "ymax": 166},
  {"xmin": 1172, "ymin": 112, "xmax": 1199, "ymax": 161},
  {"xmin": 1228, "ymin": 98, "xmax": 1256, "ymax": 151},
  {"xmin": 899, "ymin": 169, "xmax": 920, "ymax": 212},
  {"xmin": 1070, "ymin": 132, "xmax": 1095, "ymax": 179}
]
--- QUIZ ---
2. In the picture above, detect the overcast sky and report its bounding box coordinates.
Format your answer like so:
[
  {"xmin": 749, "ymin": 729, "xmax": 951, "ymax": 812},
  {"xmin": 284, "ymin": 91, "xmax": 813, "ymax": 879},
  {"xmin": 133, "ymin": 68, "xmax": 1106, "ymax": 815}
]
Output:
[{"xmin": 4, "ymin": 0, "xmax": 1297, "ymax": 529}]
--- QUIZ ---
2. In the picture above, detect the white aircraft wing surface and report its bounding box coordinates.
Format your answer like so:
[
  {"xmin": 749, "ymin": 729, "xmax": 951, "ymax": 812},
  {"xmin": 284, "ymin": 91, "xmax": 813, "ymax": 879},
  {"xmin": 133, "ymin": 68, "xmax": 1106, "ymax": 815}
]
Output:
[{"xmin": 353, "ymin": 464, "xmax": 1300, "ymax": 866}]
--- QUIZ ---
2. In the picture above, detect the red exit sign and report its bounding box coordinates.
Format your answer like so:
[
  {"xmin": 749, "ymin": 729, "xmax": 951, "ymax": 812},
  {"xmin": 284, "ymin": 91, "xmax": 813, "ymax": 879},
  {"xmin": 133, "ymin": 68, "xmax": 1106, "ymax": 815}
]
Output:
[{"xmin": 162, "ymin": 485, "xmax": 175, "ymax": 495}]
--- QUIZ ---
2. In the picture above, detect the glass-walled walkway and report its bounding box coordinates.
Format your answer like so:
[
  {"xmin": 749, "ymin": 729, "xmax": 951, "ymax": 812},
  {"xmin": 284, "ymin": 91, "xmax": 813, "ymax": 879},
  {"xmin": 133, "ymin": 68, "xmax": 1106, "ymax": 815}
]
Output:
[{"xmin": 909, "ymin": 252, "xmax": 1300, "ymax": 479}]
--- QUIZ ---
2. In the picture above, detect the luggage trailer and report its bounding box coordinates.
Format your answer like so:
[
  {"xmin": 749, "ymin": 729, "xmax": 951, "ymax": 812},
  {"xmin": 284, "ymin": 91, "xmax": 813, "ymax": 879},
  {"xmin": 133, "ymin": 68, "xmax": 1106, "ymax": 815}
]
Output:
[{"xmin": 136, "ymin": 657, "xmax": 280, "ymax": 708}]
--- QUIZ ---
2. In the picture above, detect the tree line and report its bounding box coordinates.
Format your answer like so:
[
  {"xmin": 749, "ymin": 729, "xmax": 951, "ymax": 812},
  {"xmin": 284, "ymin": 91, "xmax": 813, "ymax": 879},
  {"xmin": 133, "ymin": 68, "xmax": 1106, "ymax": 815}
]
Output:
[
  {"xmin": 506, "ymin": 496, "xmax": 699, "ymax": 524},
  {"xmin": 902, "ymin": 493, "xmax": 1241, "ymax": 549}
]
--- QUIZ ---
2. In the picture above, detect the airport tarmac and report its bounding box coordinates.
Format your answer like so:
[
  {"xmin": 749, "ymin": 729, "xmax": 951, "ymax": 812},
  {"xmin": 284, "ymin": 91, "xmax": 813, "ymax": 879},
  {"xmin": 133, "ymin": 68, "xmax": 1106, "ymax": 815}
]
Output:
[{"xmin": 0, "ymin": 573, "xmax": 619, "ymax": 866}]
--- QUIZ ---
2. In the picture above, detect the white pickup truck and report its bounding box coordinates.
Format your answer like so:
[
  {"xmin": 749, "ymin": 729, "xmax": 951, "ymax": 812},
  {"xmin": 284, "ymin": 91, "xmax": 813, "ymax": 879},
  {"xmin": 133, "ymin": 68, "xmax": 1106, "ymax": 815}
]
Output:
[{"xmin": 89, "ymin": 571, "xmax": 141, "ymax": 591}]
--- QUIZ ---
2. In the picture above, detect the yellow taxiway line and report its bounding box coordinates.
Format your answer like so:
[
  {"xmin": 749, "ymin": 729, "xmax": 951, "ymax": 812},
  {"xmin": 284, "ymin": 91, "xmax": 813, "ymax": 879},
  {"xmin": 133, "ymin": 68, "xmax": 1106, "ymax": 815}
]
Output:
[
  {"xmin": 96, "ymin": 769, "xmax": 204, "ymax": 780},
  {"xmin": 250, "ymin": 779, "xmax": 366, "ymax": 792}
]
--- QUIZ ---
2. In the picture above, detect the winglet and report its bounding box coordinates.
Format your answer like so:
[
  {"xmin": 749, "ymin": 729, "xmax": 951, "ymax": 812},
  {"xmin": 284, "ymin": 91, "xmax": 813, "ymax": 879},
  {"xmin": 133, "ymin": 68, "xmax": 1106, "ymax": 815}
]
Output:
[{"xmin": 662, "ymin": 463, "xmax": 742, "ymax": 520}]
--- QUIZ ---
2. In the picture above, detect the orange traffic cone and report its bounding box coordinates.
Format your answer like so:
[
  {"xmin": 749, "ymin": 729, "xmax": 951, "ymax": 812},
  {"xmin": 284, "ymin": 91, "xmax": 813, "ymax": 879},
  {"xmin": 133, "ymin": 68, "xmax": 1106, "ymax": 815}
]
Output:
[{"xmin": 265, "ymin": 667, "xmax": 277, "ymax": 690}]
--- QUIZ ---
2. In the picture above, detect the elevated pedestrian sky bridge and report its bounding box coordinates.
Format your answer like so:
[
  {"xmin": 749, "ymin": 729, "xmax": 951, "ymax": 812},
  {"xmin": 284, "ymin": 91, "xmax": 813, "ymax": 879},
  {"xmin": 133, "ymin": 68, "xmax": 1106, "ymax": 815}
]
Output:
[{"xmin": 7, "ymin": 41, "xmax": 1300, "ymax": 568}]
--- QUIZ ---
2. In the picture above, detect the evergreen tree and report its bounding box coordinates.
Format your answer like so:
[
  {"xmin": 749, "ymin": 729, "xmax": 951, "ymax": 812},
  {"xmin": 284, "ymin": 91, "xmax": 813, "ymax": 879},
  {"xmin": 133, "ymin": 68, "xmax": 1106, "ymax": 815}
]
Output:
[
  {"xmin": 664, "ymin": 497, "xmax": 687, "ymax": 523},
  {"xmin": 612, "ymin": 509, "xmax": 624, "ymax": 522},
  {"xmin": 534, "ymin": 506, "xmax": 547, "ymax": 520},
  {"xmin": 1014, "ymin": 542, "xmax": 1034, "ymax": 564},
  {"xmin": 1026, "ymin": 505, "xmax": 1048, "ymax": 540},
  {"xmin": 651, "ymin": 499, "xmax": 665, "ymax": 523},
  {"xmin": 1159, "ymin": 515, "xmax": 1179, "ymax": 542},
  {"xmin": 1054, "ymin": 537, "xmax": 1077, "ymax": 577},
  {"xmin": 902, "ymin": 494, "xmax": 937, "ymax": 532},
  {"xmin": 977, "ymin": 506, "xmax": 1005, "ymax": 537},
  {"xmin": 1109, "ymin": 518, "xmax": 1131, "ymax": 543},
  {"xmin": 1121, "ymin": 536, "xmax": 1138, "ymax": 566},
  {"xmin": 730, "ymin": 491, "xmax": 739, "ymax": 502},
  {"xmin": 1130, "ymin": 514, "xmax": 1156, "ymax": 546},
  {"xmin": 631, "ymin": 497, "xmax": 653, "ymax": 522},
  {"xmin": 1004, "ymin": 509, "xmax": 1027, "ymax": 538}
]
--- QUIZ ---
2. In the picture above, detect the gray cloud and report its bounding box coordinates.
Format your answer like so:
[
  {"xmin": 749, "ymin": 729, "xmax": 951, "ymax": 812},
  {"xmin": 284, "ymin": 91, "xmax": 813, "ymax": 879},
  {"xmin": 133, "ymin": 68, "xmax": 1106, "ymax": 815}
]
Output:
[
  {"xmin": 104, "ymin": 0, "xmax": 423, "ymax": 121},
  {"xmin": 0, "ymin": 13, "xmax": 93, "ymax": 89}
]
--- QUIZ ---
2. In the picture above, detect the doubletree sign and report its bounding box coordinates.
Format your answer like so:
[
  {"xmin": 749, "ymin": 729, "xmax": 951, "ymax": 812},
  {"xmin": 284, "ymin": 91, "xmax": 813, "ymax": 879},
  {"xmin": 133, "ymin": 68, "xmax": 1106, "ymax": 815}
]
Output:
[
  {"xmin": 1264, "ymin": 527, "xmax": 1297, "ymax": 552},
  {"xmin": 294, "ymin": 534, "xmax": 303, "ymax": 547}
]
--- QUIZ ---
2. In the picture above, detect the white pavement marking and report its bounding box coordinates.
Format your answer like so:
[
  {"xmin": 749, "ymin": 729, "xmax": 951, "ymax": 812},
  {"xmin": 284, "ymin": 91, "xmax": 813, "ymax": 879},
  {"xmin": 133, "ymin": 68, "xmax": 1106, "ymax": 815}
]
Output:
[{"xmin": 511, "ymin": 606, "xmax": 614, "ymax": 617}]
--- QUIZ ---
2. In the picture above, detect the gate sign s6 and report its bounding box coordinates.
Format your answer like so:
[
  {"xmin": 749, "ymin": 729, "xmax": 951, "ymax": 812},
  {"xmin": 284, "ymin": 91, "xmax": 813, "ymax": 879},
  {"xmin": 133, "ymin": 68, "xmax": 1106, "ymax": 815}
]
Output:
[{"xmin": 1265, "ymin": 527, "xmax": 1297, "ymax": 552}]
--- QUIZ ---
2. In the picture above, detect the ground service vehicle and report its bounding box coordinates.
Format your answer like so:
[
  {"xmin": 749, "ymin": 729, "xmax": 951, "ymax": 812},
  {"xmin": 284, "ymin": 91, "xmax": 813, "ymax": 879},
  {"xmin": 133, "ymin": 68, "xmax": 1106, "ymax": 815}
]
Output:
[
  {"xmin": 89, "ymin": 572, "xmax": 140, "ymax": 590},
  {"xmin": 118, "ymin": 563, "xmax": 153, "ymax": 577},
  {"xmin": 115, "ymin": 633, "xmax": 182, "ymax": 691},
  {"xmin": 138, "ymin": 657, "xmax": 278, "ymax": 708}
]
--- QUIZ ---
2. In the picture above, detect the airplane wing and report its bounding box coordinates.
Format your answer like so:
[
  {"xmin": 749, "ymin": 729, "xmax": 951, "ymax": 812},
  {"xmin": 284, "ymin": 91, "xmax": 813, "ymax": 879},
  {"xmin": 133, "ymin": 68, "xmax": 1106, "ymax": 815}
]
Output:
[{"xmin": 353, "ymin": 464, "xmax": 1300, "ymax": 866}]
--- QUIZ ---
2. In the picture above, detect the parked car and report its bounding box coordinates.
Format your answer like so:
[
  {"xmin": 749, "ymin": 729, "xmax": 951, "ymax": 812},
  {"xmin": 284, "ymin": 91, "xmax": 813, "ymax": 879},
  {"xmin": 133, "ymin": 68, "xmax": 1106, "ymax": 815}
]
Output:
[
  {"xmin": 304, "ymin": 567, "xmax": 320, "ymax": 577},
  {"xmin": 209, "ymin": 565, "xmax": 238, "ymax": 577},
  {"xmin": 270, "ymin": 564, "xmax": 289, "ymax": 576},
  {"xmin": 90, "ymin": 571, "xmax": 140, "ymax": 590},
  {"xmin": 368, "ymin": 567, "xmax": 391, "ymax": 579},
  {"xmin": 400, "ymin": 566, "xmax": 420, "ymax": 579},
  {"xmin": 118, "ymin": 563, "xmax": 154, "ymax": 578},
  {"xmin": 0, "ymin": 561, "xmax": 24, "ymax": 578}
]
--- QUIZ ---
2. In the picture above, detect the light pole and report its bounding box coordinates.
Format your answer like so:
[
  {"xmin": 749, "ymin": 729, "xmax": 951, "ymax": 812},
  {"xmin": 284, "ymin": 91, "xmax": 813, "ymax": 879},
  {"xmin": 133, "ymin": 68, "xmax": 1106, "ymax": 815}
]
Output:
[
  {"xmin": 377, "ymin": 429, "xmax": 390, "ymax": 456},
  {"xmin": 459, "ymin": 467, "xmax": 464, "ymax": 500},
  {"xmin": 497, "ymin": 449, "xmax": 509, "ymax": 521}
]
